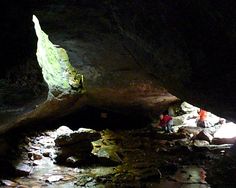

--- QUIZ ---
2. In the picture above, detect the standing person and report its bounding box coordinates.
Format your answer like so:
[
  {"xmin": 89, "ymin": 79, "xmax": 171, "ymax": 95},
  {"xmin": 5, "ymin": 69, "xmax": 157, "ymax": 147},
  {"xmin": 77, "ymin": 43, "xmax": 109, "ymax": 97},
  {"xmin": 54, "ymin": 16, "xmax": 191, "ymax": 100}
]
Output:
[
  {"xmin": 196, "ymin": 109, "xmax": 208, "ymax": 128},
  {"xmin": 158, "ymin": 112, "xmax": 174, "ymax": 133}
]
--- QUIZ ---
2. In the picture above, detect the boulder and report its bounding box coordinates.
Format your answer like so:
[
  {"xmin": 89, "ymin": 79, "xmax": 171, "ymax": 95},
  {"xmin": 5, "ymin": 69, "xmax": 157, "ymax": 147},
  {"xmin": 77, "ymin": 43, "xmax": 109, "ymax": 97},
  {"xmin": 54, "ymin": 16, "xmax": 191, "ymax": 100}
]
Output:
[
  {"xmin": 15, "ymin": 163, "xmax": 32, "ymax": 176},
  {"xmin": 212, "ymin": 137, "xmax": 236, "ymax": 145},
  {"xmin": 1, "ymin": 180, "xmax": 18, "ymax": 187},
  {"xmin": 95, "ymin": 146, "xmax": 123, "ymax": 165},
  {"xmin": 180, "ymin": 102, "xmax": 199, "ymax": 113},
  {"xmin": 172, "ymin": 115, "xmax": 186, "ymax": 126},
  {"xmin": 196, "ymin": 130, "xmax": 213, "ymax": 143},
  {"xmin": 55, "ymin": 141, "xmax": 93, "ymax": 163},
  {"xmin": 193, "ymin": 140, "xmax": 210, "ymax": 147},
  {"xmin": 55, "ymin": 126, "xmax": 73, "ymax": 137},
  {"xmin": 55, "ymin": 128, "xmax": 101, "ymax": 146},
  {"xmin": 178, "ymin": 126, "xmax": 203, "ymax": 137}
]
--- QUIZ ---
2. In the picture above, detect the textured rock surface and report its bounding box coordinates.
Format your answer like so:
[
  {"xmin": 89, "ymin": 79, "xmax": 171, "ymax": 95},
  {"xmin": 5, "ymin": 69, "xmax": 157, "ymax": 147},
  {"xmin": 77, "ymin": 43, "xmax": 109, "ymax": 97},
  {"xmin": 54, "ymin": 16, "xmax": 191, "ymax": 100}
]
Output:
[
  {"xmin": 108, "ymin": 1, "xmax": 236, "ymax": 121},
  {"xmin": 55, "ymin": 127, "xmax": 101, "ymax": 146},
  {"xmin": 0, "ymin": 1, "xmax": 236, "ymax": 127},
  {"xmin": 33, "ymin": 15, "xmax": 84, "ymax": 98}
]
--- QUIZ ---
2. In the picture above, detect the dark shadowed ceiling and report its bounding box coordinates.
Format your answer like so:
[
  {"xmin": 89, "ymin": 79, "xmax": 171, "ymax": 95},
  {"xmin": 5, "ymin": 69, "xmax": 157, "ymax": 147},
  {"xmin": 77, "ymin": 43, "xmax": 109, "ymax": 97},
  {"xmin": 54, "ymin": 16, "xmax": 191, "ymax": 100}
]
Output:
[{"xmin": 1, "ymin": 0, "xmax": 236, "ymax": 121}]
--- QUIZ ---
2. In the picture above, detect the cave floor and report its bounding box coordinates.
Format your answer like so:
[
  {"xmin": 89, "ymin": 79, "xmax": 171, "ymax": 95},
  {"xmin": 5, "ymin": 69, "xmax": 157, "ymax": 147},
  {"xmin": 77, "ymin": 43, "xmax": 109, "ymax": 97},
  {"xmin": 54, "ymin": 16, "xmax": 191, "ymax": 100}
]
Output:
[{"xmin": 0, "ymin": 125, "xmax": 232, "ymax": 188}]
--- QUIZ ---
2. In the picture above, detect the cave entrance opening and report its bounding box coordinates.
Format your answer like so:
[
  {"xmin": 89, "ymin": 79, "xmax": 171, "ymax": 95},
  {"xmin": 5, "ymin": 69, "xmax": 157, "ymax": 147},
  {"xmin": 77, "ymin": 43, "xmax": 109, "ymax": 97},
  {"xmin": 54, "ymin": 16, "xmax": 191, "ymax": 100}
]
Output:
[{"xmin": 158, "ymin": 101, "xmax": 236, "ymax": 145}]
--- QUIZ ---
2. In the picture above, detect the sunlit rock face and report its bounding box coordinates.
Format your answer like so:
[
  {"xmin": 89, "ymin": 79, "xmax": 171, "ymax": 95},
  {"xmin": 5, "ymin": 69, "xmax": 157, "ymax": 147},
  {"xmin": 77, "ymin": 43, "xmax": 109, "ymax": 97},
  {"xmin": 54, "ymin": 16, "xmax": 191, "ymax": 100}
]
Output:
[{"xmin": 32, "ymin": 15, "xmax": 84, "ymax": 98}]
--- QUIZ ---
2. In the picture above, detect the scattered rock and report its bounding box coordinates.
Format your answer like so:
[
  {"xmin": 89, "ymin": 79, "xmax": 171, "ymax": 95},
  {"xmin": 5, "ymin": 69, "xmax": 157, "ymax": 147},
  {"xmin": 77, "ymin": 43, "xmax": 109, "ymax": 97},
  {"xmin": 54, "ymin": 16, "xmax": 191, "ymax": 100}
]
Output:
[
  {"xmin": 75, "ymin": 176, "xmax": 94, "ymax": 187},
  {"xmin": 172, "ymin": 114, "xmax": 188, "ymax": 126},
  {"xmin": 1, "ymin": 179, "xmax": 18, "ymax": 187},
  {"xmin": 181, "ymin": 102, "xmax": 198, "ymax": 113},
  {"xmin": 55, "ymin": 128, "xmax": 101, "ymax": 146},
  {"xmin": 212, "ymin": 137, "xmax": 236, "ymax": 145},
  {"xmin": 137, "ymin": 168, "xmax": 162, "ymax": 181},
  {"xmin": 46, "ymin": 175, "xmax": 64, "ymax": 183},
  {"xmin": 178, "ymin": 126, "xmax": 202, "ymax": 136},
  {"xmin": 15, "ymin": 163, "xmax": 32, "ymax": 176},
  {"xmin": 196, "ymin": 130, "xmax": 213, "ymax": 143},
  {"xmin": 66, "ymin": 156, "xmax": 80, "ymax": 165},
  {"xmin": 56, "ymin": 126, "xmax": 73, "ymax": 136},
  {"xmin": 174, "ymin": 138, "xmax": 190, "ymax": 146},
  {"xmin": 42, "ymin": 149, "xmax": 52, "ymax": 157},
  {"xmin": 55, "ymin": 141, "xmax": 93, "ymax": 162},
  {"xmin": 193, "ymin": 140, "xmax": 210, "ymax": 147},
  {"xmin": 95, "ymin": 147, "xmax": 123, "ymax": 164},
  {"xmin": 28, "ymin": 152, "xmax": 42, "ymax": 160}
]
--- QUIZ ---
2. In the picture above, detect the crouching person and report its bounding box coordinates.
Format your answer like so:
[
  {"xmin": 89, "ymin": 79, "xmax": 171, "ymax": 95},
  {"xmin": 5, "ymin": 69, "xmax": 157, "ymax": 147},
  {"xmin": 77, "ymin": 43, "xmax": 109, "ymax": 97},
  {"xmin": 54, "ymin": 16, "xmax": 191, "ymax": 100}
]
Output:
[
  {"xmin": 196, "ymin": 109, "xmax": 210, "ymax": 128},
  {"xmin": 158, "ymin": 113, "xmax": 174, "ymax": 133}
]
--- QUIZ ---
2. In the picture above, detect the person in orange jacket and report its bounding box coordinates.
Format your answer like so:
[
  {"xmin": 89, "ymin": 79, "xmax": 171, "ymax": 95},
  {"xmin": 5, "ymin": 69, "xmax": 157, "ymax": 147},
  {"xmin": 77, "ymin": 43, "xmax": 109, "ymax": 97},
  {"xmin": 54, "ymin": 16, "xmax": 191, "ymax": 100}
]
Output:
[{"xmin": 196, "ymin": 109, "xmax": 208, "ymax": 128}]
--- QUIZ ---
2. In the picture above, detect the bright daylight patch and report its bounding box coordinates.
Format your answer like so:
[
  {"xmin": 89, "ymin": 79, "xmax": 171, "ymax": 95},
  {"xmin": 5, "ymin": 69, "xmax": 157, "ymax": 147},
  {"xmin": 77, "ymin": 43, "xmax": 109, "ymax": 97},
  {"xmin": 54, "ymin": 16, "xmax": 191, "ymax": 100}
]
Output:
[
  {"xmin": 214, "ymin": 122, "xmax": 236, "ymax": 139},
  {"xmin": 173, "ymin": 102, "xmax": 236, "ymax": 139},
  {"xmin": 32, "ymin": 15, "xmax": 84, "ymax": 99}
]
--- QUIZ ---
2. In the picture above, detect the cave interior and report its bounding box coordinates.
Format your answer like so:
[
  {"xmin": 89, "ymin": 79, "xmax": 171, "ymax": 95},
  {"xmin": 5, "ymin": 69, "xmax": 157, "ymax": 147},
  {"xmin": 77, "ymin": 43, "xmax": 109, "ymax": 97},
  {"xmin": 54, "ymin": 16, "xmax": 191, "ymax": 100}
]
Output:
[{"xmin": 0, "ymin": 0, "xmax": 236, "ymax": 187}]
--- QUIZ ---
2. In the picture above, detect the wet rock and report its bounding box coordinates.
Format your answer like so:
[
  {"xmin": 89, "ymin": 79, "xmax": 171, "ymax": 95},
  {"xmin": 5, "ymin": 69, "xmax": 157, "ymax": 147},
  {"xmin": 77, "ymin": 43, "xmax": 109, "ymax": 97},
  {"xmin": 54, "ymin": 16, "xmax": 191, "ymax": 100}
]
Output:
[
  {"xmin": 212, "ymin": 137, "xmax": 236, "ymax": 145},
  {"xmin": 28, "ymin": 152, "xmax": 42, "ymax": 160},
  {"xmin": 42, "ymin": 148, "xmax": 53, "ymax": 157},
  {"xmin": 66, "ymin": 156, "xmax": 80, "ymax": 165},
  {"xmin": 75, "ymin": 176, "xmax": 94, "ymax": 187},
  {"xmin": 55, "ymin": 128, "xmax": 101, "ymax": 146},
  {"xmin": 96, "ymin": 156, "xmax": 121, "ymax": 166},
  {"xmin": 178, "ymin": 126, "xmax": 202, "ymax": 136},
  {"xmin": 137, "ymin": 168, "xmax": 162, "ymax": 181},
  {"xmin": 33, "ymin": 160, "xmax": 43, "ymax": 166},
  {"xmin": 193, "ymin": 140, "xmax": 210, "ymax": 147},
  {"xmin": 174, "ymin": 138, "xmax": 190, "ymax": 146},
  {"xmin": 30, "ymin": 145, "xmax": 41, "ymax": 151},
  {"xmin": 55, "ymin": 141, "xmax": 93, "ymax": 163},
  {"xmin": 54, "ymin": 128, "xmax": 102, "ymax": 166},
  {"xmin": 172, "ymin": 115, "xmax": 186, "ymax": 126},
  {"xmin": 55, "ymin": 126, "xmax": 73, "ymax": 137},
  {"xmin": 15, "ymin": 163, "xmax": 32, "ymax": 176},
  {"xmin": 196, "ymin": 130, "xmax": 213, "ymax": 143},
  {"xmin": 172, "ymin": 166, "xmax": 207, "ymax": 184},
  {"xmin": 1, "ymin": 179, "xmax": 18, "ymax": 187},
  {"xmin": 95, "ymin": 146, "xmax": 123, "ymax": 165},
  {"xmin": 46, "ymin": 175, "xmax": 64, "ymax": 183},
  {"xmin": 37, "ymin": 137, "xmax": 55, "ymax": 148},
  {"xmin": 113, "ymin": 173, "xmax": 135, "ymax": 183},
  {"xmin": 181, "ymin": 102, "xmax": 199, "ymax": 113}
]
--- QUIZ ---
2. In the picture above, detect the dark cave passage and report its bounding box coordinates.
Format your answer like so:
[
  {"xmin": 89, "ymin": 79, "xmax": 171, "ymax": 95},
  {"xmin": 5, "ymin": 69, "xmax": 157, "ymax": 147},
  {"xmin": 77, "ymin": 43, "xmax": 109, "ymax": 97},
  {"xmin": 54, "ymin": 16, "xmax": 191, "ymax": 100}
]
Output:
[{"xmin": 0, "ymin": 0, "xmax": 236, "ymax": 187}]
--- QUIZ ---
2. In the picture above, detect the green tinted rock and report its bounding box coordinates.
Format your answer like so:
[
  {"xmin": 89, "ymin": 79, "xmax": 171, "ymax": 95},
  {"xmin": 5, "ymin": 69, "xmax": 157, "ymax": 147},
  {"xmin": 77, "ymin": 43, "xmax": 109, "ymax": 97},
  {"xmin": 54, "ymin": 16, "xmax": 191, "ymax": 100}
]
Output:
[{"xmin": 32, "ymin": 15, "xmax": 84, "ymax": 98}]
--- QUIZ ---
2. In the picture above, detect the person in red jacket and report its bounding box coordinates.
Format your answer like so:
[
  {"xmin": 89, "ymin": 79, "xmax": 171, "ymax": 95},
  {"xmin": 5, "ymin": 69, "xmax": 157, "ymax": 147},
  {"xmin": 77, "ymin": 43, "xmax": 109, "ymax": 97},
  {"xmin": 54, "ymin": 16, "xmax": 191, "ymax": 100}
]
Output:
[{"xmin": 158, "ymin": 112, "xmax": 174, "ymax": 133}]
